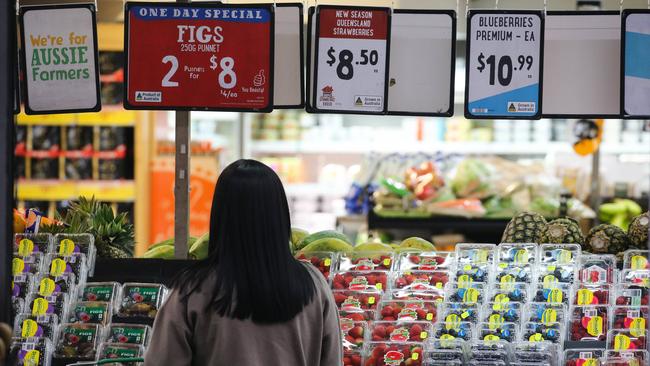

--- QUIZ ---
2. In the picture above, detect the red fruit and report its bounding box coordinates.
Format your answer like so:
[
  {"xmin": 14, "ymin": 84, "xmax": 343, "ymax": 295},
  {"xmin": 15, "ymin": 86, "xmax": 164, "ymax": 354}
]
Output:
[
  {"xmin": 373, "ymin": 325, "xmax": 387, "ymax": 338},
  {"xmin": 381, "ymin": 306, "xmax": 394, "ymax": 318},
  {"xmin": 415, "ymin": 309, "xmax": 427, "ymax": 320},
  {"xmin": 334, "ymin": 293, "xmax": 347, "ymax": 304},
  {"xmin": 395, "ymin": 278, "xmax": 408, "ymax": 288},
  {"xmin": 344, "ymin": 275, "xmax": 354, "ymax": 285},
  {"xmin": 367, "ymin": 275, "xmax": 377, "ymax": 285},
  {"xmin": 410, "ymin": 324, "xmax": 423, "ymax": 335},
  {"xmin": 349, "ymin": 326, "xmax": 364, "ymax": 338},
  {"xmin": 351, "ymin": 355, "xmax": 361, "ymax": 366}
]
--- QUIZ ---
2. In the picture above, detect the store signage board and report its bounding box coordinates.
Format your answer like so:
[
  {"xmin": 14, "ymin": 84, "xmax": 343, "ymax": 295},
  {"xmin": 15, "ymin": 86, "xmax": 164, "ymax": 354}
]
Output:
[
  {"xmin": 388, "ymin": 10, "xmax": 456, "ymax": 116},
  {"xmin": 19, "ymin": 4, "xmax": 101, "ymax": 115},
  {"xmin": 542, "ymin": 12, "xmax": 620, "ymax": 118},
  {"xmin": 622, "ymin": 10, "xmax": 650, "ymax": 118},
  {"xmin": 465, "ymin": 10, "xmax": 543, "ymax": 119},
  {"xmin": 124, "ymin": 3, "xmax": 274, "ymax": 112},
  {"xmin": 274, "ymin": 4, "xmax": 303, "ymax": 109},
  {"xmin": 313, "ymin": 6, "xmax": 391, "ymax": 114},
  {"xmin": 306, "ymin": 6, "xmax": 316, "ymax": 112}
]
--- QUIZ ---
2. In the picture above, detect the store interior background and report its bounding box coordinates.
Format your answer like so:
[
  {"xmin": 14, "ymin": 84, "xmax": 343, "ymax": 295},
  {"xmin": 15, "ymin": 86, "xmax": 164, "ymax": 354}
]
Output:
[{"xmin": 15, "ymin": 0, "xmax": 650, "ymax": 256}]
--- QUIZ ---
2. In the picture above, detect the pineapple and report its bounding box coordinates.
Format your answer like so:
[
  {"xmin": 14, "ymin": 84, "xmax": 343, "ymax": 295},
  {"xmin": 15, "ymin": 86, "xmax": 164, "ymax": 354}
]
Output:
[
  {"xmin": 585, "ymin": 224, "xmax": 631, "ymax": 255},
  {"xmin": 40, "ymin": 196, "xmax": 135, "ymax": 258},
  {"xmin": 539, "ymin": 217, "xmax": 584, "ymax": 245},
  {"xmin": 628, "ymin": 212, "xmax": 649, "ymax": 249},
  {"xmin": 501, "ymin": 212, "xmax": 547, "ymax": 243}
]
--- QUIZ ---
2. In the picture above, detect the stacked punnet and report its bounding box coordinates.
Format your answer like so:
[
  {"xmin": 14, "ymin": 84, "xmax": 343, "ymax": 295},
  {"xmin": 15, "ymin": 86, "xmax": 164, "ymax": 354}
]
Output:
[
  {"xmin": 10, "ymin": 233, "xmax": 167, "ymax": 365},
  {"xmin": 295, "ymin": 230, "xmax": 650, "ymax": 366}
]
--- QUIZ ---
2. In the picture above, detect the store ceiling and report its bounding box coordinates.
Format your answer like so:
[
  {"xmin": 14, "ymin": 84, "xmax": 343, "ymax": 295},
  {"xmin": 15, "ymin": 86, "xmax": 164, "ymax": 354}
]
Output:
[{"xmin": 16, "ymin": 0, "xmax": 650, "ymax": 23}]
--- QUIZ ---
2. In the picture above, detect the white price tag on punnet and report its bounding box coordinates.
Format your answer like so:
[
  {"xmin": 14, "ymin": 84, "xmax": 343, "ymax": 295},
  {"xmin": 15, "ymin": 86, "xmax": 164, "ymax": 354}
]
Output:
[
  {"xmin": 313, "ymin": 6, "xmax": 390, "ymax": 114},
  {"xmin": 465, "ymin": 10, "xmax": 543, "ymax": 119}
]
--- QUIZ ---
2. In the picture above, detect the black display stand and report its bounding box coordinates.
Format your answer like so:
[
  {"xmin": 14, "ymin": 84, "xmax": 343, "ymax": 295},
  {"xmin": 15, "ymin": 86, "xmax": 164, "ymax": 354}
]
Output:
[
  {"xmin": 92, "ymin": 258, "xmax": 194, "ymax": 286},
  {"xmin": 368, "ymin": 210, "xmax": 509, "ymax": 243}
]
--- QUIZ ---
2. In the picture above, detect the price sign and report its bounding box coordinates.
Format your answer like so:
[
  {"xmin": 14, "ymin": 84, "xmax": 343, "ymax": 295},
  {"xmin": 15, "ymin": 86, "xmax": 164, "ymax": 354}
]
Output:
[
  {"xmin": 388, "ymin": 10, "xmax": 456, "ymax": 116},
  {"xmin": 465, "ymin": 10, "xmax": 543, "ymax": 119},
  {"xmin": 19, "ymin": 4, "xmax": 101, "ymax": 114},
  {"xmin": 313, "ymin": 6, "xmax": 390, "ymax": 114},
  {"xmin": 124, "ymin": 3, "xmax": 274, "ymax": 112},
  {"xmin": 543, "ymin": 12, "xmax": 620, "ymax": 118},
  {"xmin": 622, "ymin": 10, "xmax": 650, "ymax": 118}
]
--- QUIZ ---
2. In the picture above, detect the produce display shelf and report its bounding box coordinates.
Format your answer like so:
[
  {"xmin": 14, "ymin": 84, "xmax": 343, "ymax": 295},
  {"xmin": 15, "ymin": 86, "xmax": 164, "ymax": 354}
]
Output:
[
  {"xmin": 17, "ymin": 179, "xmax": 136, "ymax": 202},
  {"xmin": 17, "ymin": 107, "xmax": 136, "ymax": 127},
  {"xmin": 368, "ymin": 210, "xmax": 510, "ymax": 243}
]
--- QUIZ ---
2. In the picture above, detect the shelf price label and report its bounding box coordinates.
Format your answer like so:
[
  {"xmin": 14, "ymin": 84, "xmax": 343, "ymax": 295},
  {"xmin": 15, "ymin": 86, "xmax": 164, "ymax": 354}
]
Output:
[
  {"xmin": 124, "ymin": 3, "xmax": 274, "ymax": 112},
  {"xmin": 465, "ymin": 11, "xmax": 543, "ymax": 119},
  {"xmin": 622, "ymin": 10, "xmax": 650, "ymax": 118},
  {"xmin": 313, "ymin": 6, "xmax": 390, "ymax": 114}
]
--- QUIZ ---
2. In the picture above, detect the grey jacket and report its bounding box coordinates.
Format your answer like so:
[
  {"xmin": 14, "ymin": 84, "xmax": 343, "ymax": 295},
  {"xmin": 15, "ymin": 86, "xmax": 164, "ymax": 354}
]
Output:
[{"xmin": 144, "ymin": 263, "xmax": 342, "ymax": 366}]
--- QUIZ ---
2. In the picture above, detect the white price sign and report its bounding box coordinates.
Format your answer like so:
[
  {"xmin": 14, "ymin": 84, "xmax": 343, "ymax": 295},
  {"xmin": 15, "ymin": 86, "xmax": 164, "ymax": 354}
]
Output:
[
  {"xmin": 313, "ymin": 6, "xmax": 390, "ymax": 114},
  {"xmin": 20, "ymin": 4, "xmax": 100, "ymax": 114},
  {"xmin": 465, "ymin": 11, "xmax": 543, "ymax": 119},
  {"xmin": 622, "ymin": 10, "xmax": 650, "ymax": 118}
]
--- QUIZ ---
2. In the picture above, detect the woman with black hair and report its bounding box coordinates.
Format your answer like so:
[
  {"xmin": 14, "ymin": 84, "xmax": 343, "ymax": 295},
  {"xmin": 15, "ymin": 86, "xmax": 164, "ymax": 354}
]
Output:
[{"xmin": 144, "ymin": 159, "xmax": 342, "ymax": 366}]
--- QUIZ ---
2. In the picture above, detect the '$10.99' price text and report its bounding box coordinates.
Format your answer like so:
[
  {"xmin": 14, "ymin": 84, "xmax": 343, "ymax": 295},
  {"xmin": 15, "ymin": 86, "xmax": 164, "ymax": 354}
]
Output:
[
  {"xmin": 326, "ymin": 46, "xmax": 379, "ymax": 80},
  {"xmin": 160, "ymin": 54, "xmax": 237, "ymax": 93},
  {"xmin": 476, "ymin": 53, "xmax": 533, "ymax": 86}
]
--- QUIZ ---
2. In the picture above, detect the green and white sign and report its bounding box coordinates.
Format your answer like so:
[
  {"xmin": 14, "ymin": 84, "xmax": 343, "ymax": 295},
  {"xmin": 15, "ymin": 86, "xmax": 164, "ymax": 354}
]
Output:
[{"xmin": 20, "ymin": 4, "xmax": 101, "ymax": 114}]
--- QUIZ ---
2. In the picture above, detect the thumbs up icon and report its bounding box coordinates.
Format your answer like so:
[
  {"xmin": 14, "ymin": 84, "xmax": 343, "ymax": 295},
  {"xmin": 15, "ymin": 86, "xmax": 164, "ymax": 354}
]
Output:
[{"xmin": 254, "ymin": 70, "xmax": 266, "ymax": 87}]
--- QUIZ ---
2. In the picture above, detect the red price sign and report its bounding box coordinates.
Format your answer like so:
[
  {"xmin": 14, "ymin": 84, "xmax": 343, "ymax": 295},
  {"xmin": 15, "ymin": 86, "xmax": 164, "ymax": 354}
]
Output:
[{"xmin": 125, "ymin": 3, "xmax": 274, "ymax": 111}]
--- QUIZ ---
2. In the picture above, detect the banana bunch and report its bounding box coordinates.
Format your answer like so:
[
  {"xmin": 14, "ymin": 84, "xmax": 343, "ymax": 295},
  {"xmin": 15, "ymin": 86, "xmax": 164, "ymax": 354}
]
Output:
[
  {"xmin": 599, "ymin": 199, "xmax": 642, "ymax": 231},
  {"xmin": 143, "ymin": 232, "xmax": 209, "ymax": 260}
]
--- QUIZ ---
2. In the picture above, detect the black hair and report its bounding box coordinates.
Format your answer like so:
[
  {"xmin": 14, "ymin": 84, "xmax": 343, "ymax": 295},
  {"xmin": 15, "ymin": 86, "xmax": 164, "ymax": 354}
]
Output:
[{"xmin": 173, "ymin": 159, "xmax": 315, "ymax": 323}]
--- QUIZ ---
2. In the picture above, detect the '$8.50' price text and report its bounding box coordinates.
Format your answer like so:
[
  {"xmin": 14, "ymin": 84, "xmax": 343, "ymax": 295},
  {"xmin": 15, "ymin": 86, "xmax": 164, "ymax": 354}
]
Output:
[
  {"xmin": 476, "ymin": 53, "xmax": 533, "ymax": 86},
  {"xmin": 326, "ymin": 47, "xmax": 379, "ymax": 80},
  {"xmin": 160, "ymin": 54, "xmax": 237, "ymax": 91}
]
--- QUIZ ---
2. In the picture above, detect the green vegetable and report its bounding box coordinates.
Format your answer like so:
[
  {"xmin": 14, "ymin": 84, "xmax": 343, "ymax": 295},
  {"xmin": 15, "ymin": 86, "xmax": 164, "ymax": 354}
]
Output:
[{"xmin": 450, "ymin": 159, "xmax": 493, "ymax": 199}]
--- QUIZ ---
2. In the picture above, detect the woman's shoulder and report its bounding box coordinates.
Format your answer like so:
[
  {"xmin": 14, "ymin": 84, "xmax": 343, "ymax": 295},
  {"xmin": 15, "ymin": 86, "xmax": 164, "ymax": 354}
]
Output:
[{"xmin": 298, "ymin": 260, "xmax": 332, "ymax": 296}]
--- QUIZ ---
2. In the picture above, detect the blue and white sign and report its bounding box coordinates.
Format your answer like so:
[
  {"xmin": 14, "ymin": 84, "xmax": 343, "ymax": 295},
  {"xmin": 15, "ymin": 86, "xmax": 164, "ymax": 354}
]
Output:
[
  {"xmin": 465, "ymin": 11, "xmax": 543, "ymax": 119},
  {"xmin": 623, "ymin": 10, "xmax": 650, "ymax": 118}
]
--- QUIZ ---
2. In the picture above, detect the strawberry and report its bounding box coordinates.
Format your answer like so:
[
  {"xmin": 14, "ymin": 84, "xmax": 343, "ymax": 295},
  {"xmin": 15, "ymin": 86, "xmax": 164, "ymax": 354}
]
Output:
[
  {"xmin": 381, "ymin": 306, "xmax": 394, "ymax": 318},
  {"xmin": 349, "ymin": 325, "xmax": 364, "ymax": 339}
]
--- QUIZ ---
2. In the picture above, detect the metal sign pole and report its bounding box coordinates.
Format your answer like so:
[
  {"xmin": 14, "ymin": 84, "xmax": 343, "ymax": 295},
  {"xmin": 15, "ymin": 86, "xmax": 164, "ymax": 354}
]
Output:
[
  {"xmin": 0, "ymin": 0, "xmax": 17, "ymax": 323},
  {"xmin": 174, "ymin": 0, "xmax": 191, "ymax": 259}
]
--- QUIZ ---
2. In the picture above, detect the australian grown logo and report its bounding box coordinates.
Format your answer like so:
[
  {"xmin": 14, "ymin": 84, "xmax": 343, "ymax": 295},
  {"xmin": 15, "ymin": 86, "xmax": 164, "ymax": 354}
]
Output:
[
  {"xmin": 398, "ymin": 308, "xmax": 418, "ymax": 321},
  {"xmin": 355, "ymin": 258, "xmax": 375, "ymax": 271},
  {"xmin": 412, "ymin": 278, "xmax": 430, "ymax": 291},
  {"xmin": 389, "ymin": 327, "xmax": 409, "ymax": 342},
  {"xmin": 348, "ymin": 276, "xmax": 368, "ymax": 291},
  {"xmin": 384, "ymin": 350, "xmax": 405, "ymax": 365},
  {"xmin": 419, "ymin": 257, "xmax": 438, "ymax": 270},
  {"xmin": 341, "ymin": 296, "xmax": 362, "ymax": 311}
]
